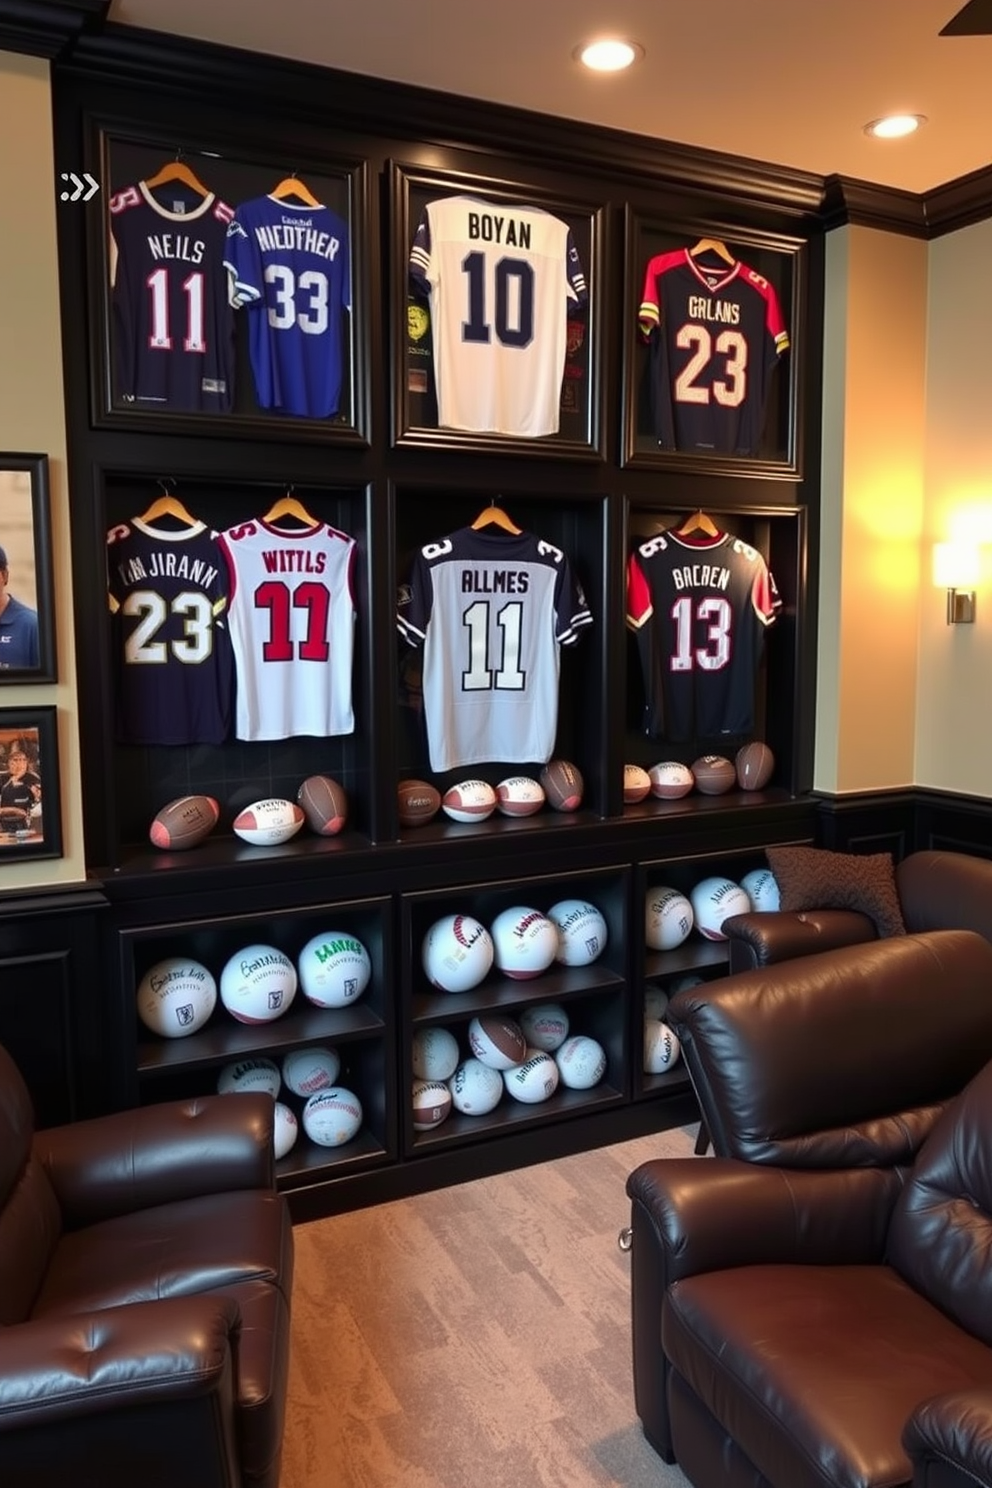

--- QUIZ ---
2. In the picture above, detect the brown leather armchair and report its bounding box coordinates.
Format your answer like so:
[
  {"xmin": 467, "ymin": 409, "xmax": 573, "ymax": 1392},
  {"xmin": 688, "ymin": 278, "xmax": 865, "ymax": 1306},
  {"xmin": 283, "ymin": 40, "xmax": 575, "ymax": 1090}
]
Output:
[
  {"xmin": 0, "ymin": 1041, "xmax": 293, "ymax": 1488},
  {"xmin": 724, "ymin": 848, "xmax": 992, "ymax": 973},
  {"xmin": 628, "ymin": 929, "xmax": 992, "ymax": 1469},
  {"xmin": 629, "ymin": 1030, "xmax": 992, "ymax": 1488}
]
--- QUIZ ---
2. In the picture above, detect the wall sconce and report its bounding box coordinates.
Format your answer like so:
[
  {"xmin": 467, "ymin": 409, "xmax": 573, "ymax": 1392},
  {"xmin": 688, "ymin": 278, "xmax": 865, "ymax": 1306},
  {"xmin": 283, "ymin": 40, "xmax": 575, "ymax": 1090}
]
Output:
[{"xmin": 933, "ymin": 541, "xmax": 979, "ymax": 624}]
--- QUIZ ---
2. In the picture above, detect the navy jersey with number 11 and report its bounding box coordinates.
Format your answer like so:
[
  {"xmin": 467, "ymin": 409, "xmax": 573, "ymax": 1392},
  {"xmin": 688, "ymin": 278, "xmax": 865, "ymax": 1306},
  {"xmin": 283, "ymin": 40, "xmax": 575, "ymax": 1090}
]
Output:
[{"xmin": 224, "ymin": 195, "xmax": 351, "ymax": 418}]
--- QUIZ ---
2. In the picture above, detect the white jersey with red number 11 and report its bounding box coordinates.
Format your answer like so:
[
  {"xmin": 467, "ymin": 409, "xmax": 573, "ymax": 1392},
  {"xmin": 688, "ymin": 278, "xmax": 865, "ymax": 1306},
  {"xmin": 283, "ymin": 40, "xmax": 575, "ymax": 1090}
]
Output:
[{"xmin": 218, "ymin": 517, "xmax": 356, "ymax": 741}]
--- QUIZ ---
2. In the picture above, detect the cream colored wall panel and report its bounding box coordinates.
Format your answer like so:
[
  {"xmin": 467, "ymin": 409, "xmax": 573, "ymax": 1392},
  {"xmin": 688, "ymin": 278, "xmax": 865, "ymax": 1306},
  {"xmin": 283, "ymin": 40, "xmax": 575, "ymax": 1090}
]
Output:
[
  {"xmin": 817, "ymin": 226, "xmax": 926, "ymax": 794},
  {"xmin": 916, "ymin": 217, "xmax": 992, "ymax": 797},
  {"xmin": 0, "ymin": 52, "xmax": 85, "ymax": 891}
]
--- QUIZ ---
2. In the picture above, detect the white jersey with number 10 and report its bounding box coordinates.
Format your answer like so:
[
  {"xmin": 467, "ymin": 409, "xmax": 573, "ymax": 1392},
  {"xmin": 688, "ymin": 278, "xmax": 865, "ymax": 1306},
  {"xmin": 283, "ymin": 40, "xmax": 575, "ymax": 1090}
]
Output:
[
  {"xmin": 410, "ymin": 195, "xmax": 587, "ymax": 437},
  {"xmin": 218, "ymin": 517, "xmax": 356, "ymax": 741}
]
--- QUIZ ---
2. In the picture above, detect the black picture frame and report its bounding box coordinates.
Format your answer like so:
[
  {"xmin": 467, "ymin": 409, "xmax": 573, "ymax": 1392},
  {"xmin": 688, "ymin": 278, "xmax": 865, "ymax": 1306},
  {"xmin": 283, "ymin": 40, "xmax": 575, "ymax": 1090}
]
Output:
[
  {"xmin": 0, "ymin": 453, "xmax": 57, "ymax": 684},
  {"xmin": 388, "ymin": 161, "xmax": 605, "ymax": 460},
  {"xmin": 0, "ymin": 706, "xmax": 62, "ymax": 861},
  {"xmin": 87, "ymin": 121, "xmax": 371, "ymax": 446},
  {"xmin": 621, "ymin": 206, "xmax": 804, "ymax": 479}
]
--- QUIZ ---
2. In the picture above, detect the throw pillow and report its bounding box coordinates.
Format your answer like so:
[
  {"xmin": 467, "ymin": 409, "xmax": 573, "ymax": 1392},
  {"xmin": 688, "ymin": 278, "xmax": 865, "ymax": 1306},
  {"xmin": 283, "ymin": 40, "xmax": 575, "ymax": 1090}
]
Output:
[{"xmin": 764, "ymin": 845, "xmax": 907, "ymax": 938}]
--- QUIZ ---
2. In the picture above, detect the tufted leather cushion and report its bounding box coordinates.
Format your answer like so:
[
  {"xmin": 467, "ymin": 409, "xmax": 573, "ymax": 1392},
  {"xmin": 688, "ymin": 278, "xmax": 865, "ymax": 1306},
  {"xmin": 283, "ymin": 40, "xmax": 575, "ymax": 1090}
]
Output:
[
  {"xmin": 766, "ymin": 845, "xmax": 907, "ymax": 938},
  {"xmin": 888, "ymin": 1055, "xmax": 992, "ymax": 1346}
]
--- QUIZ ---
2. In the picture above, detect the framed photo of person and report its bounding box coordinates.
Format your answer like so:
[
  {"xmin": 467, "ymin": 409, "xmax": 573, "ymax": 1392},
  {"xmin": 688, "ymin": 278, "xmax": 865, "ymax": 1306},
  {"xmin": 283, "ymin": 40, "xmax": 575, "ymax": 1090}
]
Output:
[
  {"xmin": 0, "ymin": 707, "xmax": 62, "ymax": 861},
  {"xmin": 388, "ymin": 161, "xmax": 606, "ymax": 459},
  {"xmin": 621, "ymin": 207, "xmax": 805, "ymax": 478},
  {"xmin": 0, "ymin": 453, "xmax": 57, "ymax": 684}
]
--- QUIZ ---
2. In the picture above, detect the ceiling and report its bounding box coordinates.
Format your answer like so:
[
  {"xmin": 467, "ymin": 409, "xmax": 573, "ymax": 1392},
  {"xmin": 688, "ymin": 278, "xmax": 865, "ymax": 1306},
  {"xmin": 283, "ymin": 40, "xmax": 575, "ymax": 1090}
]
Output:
[{"xmin": 107, "ymin": 0, "xmax": 992, "ymax": 195}]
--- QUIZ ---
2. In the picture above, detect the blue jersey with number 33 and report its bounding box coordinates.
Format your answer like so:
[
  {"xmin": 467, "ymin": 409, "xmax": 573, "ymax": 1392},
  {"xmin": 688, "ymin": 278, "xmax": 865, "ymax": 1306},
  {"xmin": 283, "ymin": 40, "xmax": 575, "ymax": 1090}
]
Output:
[{"xmin": 224, "ymin": 195, "xmax": 351, "ymax": 419}]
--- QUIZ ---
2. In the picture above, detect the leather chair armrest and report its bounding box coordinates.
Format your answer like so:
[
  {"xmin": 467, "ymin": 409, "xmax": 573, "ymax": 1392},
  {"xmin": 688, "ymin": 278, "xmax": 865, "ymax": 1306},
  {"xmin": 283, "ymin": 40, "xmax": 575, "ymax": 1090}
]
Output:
[
  {"xmin": 34, "ymin": 1093, "xmax": 275, "ymax": 1228},
  {"xmin": 0, "ymin": 1294, "xmax": 239, "ymax": 1428},
  {"xmin": 627, "ymin": 1158, "xmax": 897, "ymax": 1280},
  {"xmin": 722, "ymin": 909, "xmax": 877, "ymax": 973},
  {"xmin": 904, "ymin": 1390, "xmax": 992, "ymax": 1487}
]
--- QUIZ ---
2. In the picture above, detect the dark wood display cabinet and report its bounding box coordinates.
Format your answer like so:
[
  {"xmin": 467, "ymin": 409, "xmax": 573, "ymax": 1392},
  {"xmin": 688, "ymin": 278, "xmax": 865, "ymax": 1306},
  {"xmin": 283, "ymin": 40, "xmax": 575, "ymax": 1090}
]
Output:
[{"xmin": 40, "ymin": 28, "xmax": 830, "ymax": 1219}]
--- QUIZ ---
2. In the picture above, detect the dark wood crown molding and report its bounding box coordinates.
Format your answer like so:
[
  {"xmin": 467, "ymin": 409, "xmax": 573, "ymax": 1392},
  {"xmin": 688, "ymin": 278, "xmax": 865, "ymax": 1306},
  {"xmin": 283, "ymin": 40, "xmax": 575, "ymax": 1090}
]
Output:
[
  {"xmin": 0, "ymin": 0, "xmax": 107, "ymax": 58},
  {"xmin": 820, "ymin": 176, "xmax": 929, "ymax": 236},
  {"xmin": 924, "ymin": 162, "xmax": 992, "ymax": 237}
]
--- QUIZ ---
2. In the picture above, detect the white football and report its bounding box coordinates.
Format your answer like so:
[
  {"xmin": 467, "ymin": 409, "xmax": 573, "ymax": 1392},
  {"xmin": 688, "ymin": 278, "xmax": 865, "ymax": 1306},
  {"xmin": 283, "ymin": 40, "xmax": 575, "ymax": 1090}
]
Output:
[
  {"xmin": 555, "ymin": 1034, "xmax": 607, "ymax": 1090},
  {"xmin": 491, "ymin": 906, "xmax": 559, "ymax": 980},
  {"xmin": 219, "ymin": 944, "xmax": 297, "ymax": 1023},
  {"xmin": 298, "ymin": 930, "xmax": 372, "ymax": 1008},
  {"xmin": 136, "ymin": 957, "xmax": 216, "ymax": 1038},
  {"xmin": 690, "ymin": 877, "xmax": 752, "ymax": 940},
  {"xmin": 301, "ymin": 1087, "xmax": 363, "ymax": 1146},
  {"xmin": 447, "ymin": 1057, "xmax": 504, "ymax": 1115},
  {"xmin": 412, "ymin": 1079, "xmax": 453, "ymax": 1130},
  {"xmin": 233, "ymin": 797, "xmax": 305, "ymax": 846},
  {"xmin": 624, "ymin": 764, "xmax": 652, "ymax": 803},
  {"xmin": 645, "ymin": 887, "xmax": 694, "ymax": 950},
  {"xmin": 644, "ymin": 1018, "xmax": 681, "ymax": 1074},
  {"xmin": 217, "ymin": 1056, "xmax": 281, "ymax": 1097},
  {"xmin": 496, "ymin": 776, "xmax": 546, "ymax": 817},
  {"xmin": 518, "ymin": 1001, "xmax": 570, "ymax": 1051},
  {"xmin": 412, "ymin": 1025, "xmax": 461, "ymax": 1081},
  {"xmin": 741, "ymin": 867, "xmax": 781, "ymax": 912},
  {"xmin": 422, "ymin": 913, "xmax": 494, "ymax": 993},
  {"xmin": 281, "ymin": 1045, "xmax": 341, "ymax": 1097},
  {"xmin": 503, "ymin": 1047, "xmax": 560, "ymax": 1104},
  {"xmin": 649, "ymin": 762, "xmax": 695, "ymax": 800},
  {"xmin": 442, "ymin": 779, "xmax": 497, "ymax": 823},
  {"xmin": 547, "ymin": 898, "xmax": 608, "ymax": 966},
  {"xmin": 273, "ymin": 1101, "xmax": 299, "ymax": 1159}
]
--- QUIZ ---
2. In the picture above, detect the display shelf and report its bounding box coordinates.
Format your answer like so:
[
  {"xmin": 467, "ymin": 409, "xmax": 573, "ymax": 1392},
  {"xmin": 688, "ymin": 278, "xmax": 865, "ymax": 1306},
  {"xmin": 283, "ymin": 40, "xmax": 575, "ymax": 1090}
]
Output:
[
  {"xmin": 644, "ymin": 941, "xmax": 729, "ymax": 982},
  {"xmin": 410, "ymin": 1082, "xmax": 624, "ymax": 1153},
  {"xmin": 412, "ymin": 963, "xmax": 624, "ymax": 1024},
  {"xmin": 137, "ymin": 1001, "xmax": 384, "ymax": 1076}
]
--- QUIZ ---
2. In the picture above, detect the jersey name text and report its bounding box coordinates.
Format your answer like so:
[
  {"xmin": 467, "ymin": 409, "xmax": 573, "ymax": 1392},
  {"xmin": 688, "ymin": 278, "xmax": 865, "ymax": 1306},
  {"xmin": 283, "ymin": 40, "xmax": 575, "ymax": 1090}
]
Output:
[
  {"xmin": 466, "ymin": 211, "xmax": 532, "ymax": 248},
  {"xmin": 116, "ymin": 550, "xmax": 219, "ymax": 587},
  {"xmin": 460, "ymin": 568, "xmax": 530, "ymax": 594},
  {"xmin": 687, "ymin": 296, "xmax": 741, "ymax": 325},
  {"xmin": 253, "ymin": 222, "xmax": 342, "ymax": 260},
  {"xmin": 670, "ymin": 564, "xmax": 731, "ymax": 592},
  {"xmin": 146, "ymin": 233, "xmax": 206, "ymax": 265}
]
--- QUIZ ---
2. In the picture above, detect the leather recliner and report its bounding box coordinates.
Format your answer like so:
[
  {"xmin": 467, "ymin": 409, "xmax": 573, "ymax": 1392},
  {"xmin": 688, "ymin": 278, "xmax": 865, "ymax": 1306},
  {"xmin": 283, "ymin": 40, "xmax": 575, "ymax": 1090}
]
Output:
[
  {"xmin": 627, "ymin": 929, "xmax": 992, "ymax": 1468},
  {"xmin": 628, "ymin": 1046, "xmax": 992, "ymax": 1488},
  {"xmin": 0, "ymin": 1041, "xmax": 294, "ymax": 1488},
  {"xmin": 724, "ymin": 847, "xmax": 992, "ymax": 973}
]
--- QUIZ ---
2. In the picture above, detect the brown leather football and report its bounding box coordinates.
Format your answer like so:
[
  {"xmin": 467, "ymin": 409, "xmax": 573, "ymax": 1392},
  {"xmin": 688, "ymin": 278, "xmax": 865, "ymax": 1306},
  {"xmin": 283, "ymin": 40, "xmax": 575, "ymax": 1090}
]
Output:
[
  {"xmin": 297, "ymin": 775, "xmax": 348, "ymax": 835},
  {"xmin": 690, "ymin": 755, "xmax": 737, "ymax": 796},
  {"xmin": 398, "ymin": 778, "xmax": 442, "ymax": 827},
  {"xmin": 736, "ymin": 741, "xmax": 775, "ymax": 791},
  {"xmin": 540, "ymin": 758, "xmax": 584, "ymax": 812}
]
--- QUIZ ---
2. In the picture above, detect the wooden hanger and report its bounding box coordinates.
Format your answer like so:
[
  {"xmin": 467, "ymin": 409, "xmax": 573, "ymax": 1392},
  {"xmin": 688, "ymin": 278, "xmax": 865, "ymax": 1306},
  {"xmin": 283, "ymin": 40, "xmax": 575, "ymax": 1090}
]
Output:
[
  {"xmin": 270, "ymin": 175, "xmax": 321, "ymax": 207},
  {"xmin": 676, "ymin": 509, "xmax": 721, "ymax": 538},
  {"xmin": 139, "ymin": 481, "xmax": 199, "ymax": 528},
  {"xmin": 471, "ymin": 499, "xmax": 521, "ymax": 535},
  {"xmin": 688, "ymin": 237, "xmax": 736, "ymax": 266},
  {"xmin": 263, "ymin": 489, "xmax": 319, "ymax": 527},
  {"xmin": 143, "ymin": 154, "xmax": 211, "ymax": 199}
]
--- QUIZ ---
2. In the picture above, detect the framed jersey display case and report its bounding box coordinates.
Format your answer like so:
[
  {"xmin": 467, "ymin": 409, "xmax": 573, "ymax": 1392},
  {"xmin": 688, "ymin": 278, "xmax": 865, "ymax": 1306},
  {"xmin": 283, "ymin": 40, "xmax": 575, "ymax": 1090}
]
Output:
[
  {"xmin": 388, "ymin": 162, "xmax": 606, "ymax": 459},
  {"xmin": 622, "ymin": 207, "xmax": 804, "ymax": 479},
  {"xmin": 88, "ymin": 126, "xmax": 370, "ymax": 445}
]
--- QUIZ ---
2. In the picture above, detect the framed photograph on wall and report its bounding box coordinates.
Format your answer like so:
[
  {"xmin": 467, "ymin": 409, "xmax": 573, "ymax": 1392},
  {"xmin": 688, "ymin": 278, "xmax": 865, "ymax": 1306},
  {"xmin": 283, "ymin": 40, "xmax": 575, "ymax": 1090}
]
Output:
[
  {"xmin": 0, "ymin": 706, "xmax": 62, "ymax": 861},
  {"xmin": 0, "ymin": 453, "xmax": 57, "ymax": 684},
  {"xmin": 86, "ymin": 123, "xmax": 370, "ymax": 446},
  {"xmin": 621, "ymin": 207, "xmax": 804, "ymax": 478},
  {"xmin": 388, "ymin": 161, "xmax": 605, "ymax": 459}
]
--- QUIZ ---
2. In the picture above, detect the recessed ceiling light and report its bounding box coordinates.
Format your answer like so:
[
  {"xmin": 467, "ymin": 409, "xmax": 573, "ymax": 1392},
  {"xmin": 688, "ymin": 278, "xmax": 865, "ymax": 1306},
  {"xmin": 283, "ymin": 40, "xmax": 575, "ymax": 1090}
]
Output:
[
  {"xmin": 863, "ymin": 113, "xmax": 928, "ymax": 139},
  {"xmin": 575, "ymin": 38, "xmax": 643, "ymax": 72}
]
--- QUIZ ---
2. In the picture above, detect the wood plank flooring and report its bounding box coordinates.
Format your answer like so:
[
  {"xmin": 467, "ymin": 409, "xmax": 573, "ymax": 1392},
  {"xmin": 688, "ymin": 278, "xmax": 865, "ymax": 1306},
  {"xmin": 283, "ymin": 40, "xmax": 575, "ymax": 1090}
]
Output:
[{"xmin": 283, "ymin": 1126, "xmax": 699, "ymax": 1488}]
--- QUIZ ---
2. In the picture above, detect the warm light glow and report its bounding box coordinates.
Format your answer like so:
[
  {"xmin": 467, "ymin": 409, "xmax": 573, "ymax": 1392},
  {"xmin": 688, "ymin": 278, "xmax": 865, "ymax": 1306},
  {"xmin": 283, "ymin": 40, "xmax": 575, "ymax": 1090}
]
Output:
[
  {"xmin": 864, "ymin": 114, "xmax": 927, "ymax": 140},
  {"xmin": 933, "ymin": 541, "xmax": 980, "ymax": 590},
  {"xmin": 576, "ymin": 39, "xmax": 641, "ymax": 71}
]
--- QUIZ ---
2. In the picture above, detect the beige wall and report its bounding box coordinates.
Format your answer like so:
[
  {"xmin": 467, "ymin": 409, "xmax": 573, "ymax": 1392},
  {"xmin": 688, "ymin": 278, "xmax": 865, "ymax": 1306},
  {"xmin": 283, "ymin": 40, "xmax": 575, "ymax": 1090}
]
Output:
[
  {"xmin": 816, "ymin": 225, "xmax": 928, "ymax": 793},
  {"xmin": 0, "ymin": 51, "xmax": 86, "ymax": 890},
  {"xmin": 914, "ymin": 215, "xmax": 992, "ymax": 797}
]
